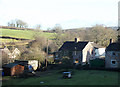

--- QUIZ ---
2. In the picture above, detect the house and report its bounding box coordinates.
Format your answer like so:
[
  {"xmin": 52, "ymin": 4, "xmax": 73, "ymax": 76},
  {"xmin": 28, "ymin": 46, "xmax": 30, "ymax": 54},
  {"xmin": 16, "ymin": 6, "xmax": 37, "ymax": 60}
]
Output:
[
  {"xmin": 0, "ymin": 47, "xmax": 11, "ymax": 57},
  {"xmin": 1, "ymin": 47, "xmax": 20, "ymax": 59},
  {"xmin": 105, "ymin": 40, "xmax": 120, "ymax": 69},
  {"xmin": 3, "ymin": 63, "xmax": 24, "ymax": 76},
  {"xmin": 58, "ymin": 38, "xmax": 105, "ymax": 65},
  {"xmin": 0, "ymin": 47, "xmax": 11, "ymax": 65},
  {"xmin": 9, "ymin": 48, "xmax": 20, "ymax": 59},
  {"xmin": 1, "ymin": 47, "xmax": 21, "ymax": 65}
]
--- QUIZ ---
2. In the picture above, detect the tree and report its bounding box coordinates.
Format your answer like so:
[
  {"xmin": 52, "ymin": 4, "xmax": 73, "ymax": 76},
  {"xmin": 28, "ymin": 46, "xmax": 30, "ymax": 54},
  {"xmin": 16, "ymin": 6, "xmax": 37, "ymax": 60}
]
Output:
[
  {"xmin": 8, "ymin": 21, "xmax": 15, "ymax": 27},
  {"xmin": 15, "ymin": 19, "xmax": 28, "ymax": 28},
  {"xmin": 87, "ymin": 25, "xmax": 117, "ymax": 46},
  {"xmin": 51, "ymin": 24, "xmax": 62, "ymax": 33},
  {"xmin": 2, "ymin": 52, "xmax": 9, "ymax": 65},
  {"xmin": 36, "ymin": 24, "xmax": 41, "ymax": 30},
  {"xmin": 20, "ymin": 35, "xmax": 47, "ymax": 62},
  {"xmin": 8, "ymin": 19, "xmax": 28, "ymax": 28}
]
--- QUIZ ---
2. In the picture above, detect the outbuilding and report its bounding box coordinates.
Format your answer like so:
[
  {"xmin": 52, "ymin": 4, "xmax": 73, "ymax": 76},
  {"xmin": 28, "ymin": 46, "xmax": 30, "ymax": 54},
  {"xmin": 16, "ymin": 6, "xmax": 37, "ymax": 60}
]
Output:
[{"xmin": 3, "ymin": 63, "xmax": 24, "ymax": 76}]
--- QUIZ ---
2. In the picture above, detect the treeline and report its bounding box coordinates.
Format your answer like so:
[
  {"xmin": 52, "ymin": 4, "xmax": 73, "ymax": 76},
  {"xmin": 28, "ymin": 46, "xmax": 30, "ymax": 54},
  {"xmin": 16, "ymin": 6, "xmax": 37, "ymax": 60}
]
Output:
[{"xmin": 49, "ymin": 24, "xmax": 117, "ymax": 48}]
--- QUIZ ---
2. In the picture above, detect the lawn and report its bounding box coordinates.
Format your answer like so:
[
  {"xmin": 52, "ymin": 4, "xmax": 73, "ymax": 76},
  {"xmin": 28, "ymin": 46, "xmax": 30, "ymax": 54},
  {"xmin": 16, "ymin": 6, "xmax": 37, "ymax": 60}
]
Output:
[{"xmin": 2, "ymin": 70, "xmax": 119, "ymax": 86}]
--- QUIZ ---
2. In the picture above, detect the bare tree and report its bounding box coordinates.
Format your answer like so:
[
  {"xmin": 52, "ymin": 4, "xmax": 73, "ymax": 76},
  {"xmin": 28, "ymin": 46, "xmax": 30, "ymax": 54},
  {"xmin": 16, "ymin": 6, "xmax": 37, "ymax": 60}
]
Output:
[
  {"xmin": 51, "ymin": 24, "xmax": 62, "ymax": 33},
  {"xmin": 87, "ymin": 25, "xmax": 117, "ymax": 46},
  {"xmin": 15, "ymin": 19, "xmax": 28, "ymax": 28},
  {"xmin": 36, "ymin": 24, "xmax": 41, "ymax": 30},
  {"xmin": 8, "ymin": 19, "xmax": 28, "ymax": 28}
]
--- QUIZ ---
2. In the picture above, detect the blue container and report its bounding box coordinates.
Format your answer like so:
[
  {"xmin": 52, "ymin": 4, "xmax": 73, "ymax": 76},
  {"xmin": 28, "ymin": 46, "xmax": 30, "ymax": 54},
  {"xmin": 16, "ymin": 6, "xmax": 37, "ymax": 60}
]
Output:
[{"xmin": 2, "ymin": 72, "xmax": 4, "ymax": 76}]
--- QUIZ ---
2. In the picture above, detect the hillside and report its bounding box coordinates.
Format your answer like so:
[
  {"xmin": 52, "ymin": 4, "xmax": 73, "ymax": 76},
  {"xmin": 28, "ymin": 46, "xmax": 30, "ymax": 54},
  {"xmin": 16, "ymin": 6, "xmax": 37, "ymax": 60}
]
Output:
[
  {"xmin": 1, "ymin": 28, "xmax": 54, "ymax": 39},
  {"xmin": 0, "ymin": 28, "xmax": 55, "ymax": 47}
]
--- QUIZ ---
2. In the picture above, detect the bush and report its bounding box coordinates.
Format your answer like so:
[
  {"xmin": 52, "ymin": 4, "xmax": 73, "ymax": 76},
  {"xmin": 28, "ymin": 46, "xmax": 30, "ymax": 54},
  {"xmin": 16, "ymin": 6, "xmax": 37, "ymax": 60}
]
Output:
[{"xmin": 60, "ymin": 58, "xmax": 73, "ymax": 69}]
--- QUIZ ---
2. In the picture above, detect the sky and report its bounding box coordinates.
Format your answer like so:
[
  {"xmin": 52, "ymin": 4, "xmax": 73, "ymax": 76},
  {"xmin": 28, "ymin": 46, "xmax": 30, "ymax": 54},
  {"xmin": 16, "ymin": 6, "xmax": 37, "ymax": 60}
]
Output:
[{"xmin": 0, "ymin": 0, "xmax": 120, "ymax": 30}]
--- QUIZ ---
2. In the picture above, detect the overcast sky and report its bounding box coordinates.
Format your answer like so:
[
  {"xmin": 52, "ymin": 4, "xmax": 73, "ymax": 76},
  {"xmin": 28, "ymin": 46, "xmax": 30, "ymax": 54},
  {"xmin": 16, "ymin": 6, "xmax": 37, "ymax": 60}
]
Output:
[{"xmin": 0, "ymin": 0, "xmax": 119, "ymax": 30}]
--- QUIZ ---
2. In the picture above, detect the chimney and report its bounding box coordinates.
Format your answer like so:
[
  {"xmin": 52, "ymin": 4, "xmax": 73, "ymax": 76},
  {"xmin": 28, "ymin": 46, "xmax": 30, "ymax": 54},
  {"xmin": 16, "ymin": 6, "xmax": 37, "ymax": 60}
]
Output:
[
  {"xmin": 75, "ymin": 38, "xmax": 80, "ymax": 43},
  {"xmin": 109, "ymin": 39, "xmax": 113, "ymax": 44}
]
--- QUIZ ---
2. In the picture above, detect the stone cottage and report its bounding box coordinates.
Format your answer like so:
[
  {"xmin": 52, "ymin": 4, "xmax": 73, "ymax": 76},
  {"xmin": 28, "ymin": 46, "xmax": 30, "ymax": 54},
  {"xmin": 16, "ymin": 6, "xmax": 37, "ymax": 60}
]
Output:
[
  {"xmin": 105, "ymin": 41, "xmax": 120, "ymax": 69},
  {"xmin": 105, "ymin": 27, "xmax": 120, "ymax": 69}
]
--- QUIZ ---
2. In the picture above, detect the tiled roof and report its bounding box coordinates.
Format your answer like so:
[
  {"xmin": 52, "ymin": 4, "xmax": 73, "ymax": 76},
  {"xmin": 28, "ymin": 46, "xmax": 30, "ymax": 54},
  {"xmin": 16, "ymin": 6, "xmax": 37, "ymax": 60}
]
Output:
[{"xmin": 106, "ymin": 43, "xmax": 120, "ymax": 51}]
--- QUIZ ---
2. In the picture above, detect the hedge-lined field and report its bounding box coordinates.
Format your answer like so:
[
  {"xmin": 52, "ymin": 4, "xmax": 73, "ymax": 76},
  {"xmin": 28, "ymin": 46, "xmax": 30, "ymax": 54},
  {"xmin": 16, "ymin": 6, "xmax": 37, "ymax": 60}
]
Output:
[{"xmin": 0, "ymin": 28, "xmax": 55, "ymax": 42}]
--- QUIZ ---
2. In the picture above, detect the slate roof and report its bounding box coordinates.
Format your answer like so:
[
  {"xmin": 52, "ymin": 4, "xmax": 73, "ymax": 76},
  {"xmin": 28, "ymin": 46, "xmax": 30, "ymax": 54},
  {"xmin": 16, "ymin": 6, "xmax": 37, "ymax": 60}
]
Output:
[
  {"xmin": 3, "ymin": 63, "xmax": 19, "ymax": 68},
  {"xmin": 59, "ymin": 41, "xmax": 89, "ymax": 51},
  {"xmin": 3, "ymin": 62, "xmax": 26, "ymax": 68},
  {"xmin": 106, "ymin": 43, "xmax": 120, "ymax": 51}
]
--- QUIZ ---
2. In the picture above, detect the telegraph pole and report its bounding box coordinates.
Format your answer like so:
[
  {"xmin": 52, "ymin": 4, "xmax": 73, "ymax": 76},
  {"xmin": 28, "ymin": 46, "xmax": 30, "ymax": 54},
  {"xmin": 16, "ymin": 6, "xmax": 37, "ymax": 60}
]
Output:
[{"xmin": 45, "ymin": 38, "xmax": 49, "ymax": 67}]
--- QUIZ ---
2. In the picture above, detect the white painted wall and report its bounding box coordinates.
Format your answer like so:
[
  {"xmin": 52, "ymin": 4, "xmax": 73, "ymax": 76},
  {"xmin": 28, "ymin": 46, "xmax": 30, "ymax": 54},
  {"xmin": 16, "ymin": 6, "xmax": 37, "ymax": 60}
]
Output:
[
  {"xmin": 82, "ymin": 42, "xmax": 94, "ymax": 63},
  {"xmin": 28, "ymin": 60, "xmax": 38, "ymax": 70},
  {"xmin": 95, "ymin": 48, "xmax": 105, "ymax": 58}
]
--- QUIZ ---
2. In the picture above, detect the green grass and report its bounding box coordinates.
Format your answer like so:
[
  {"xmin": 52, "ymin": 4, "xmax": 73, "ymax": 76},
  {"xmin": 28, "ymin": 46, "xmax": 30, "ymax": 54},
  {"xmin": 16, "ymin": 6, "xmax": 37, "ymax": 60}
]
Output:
[
  {"xmin": 1, "ymin": 29, "xmax": 35, "ymax": 39},
  {"xmin": 0, "ymin": 28, "xmax": 55, "ymax": 42},
  {"xmin": 2, "ymin": 70, "xmax": 119, "ymax": 85},
  {"xmin": 0, "ymin": 38, "xmax": 21, "ymax": 43}
]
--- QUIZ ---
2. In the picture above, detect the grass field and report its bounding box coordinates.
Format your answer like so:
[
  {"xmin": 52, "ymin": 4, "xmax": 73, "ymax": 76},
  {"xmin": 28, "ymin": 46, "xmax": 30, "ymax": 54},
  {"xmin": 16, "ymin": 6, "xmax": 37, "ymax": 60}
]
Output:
[
  {"xmin": 0, "ymin": 38, "xmax": 21, "ymax": 43},
  {"xmin": 0, "ymin": 28, "xmax": 55, "ymax": 43},
  {"xmin": 2, "ymin": 70, "xmax": 119, "ymax": 86},
  {"xmin": 1, "ymin": 28, "xmax": 55, "ymax": 39}
]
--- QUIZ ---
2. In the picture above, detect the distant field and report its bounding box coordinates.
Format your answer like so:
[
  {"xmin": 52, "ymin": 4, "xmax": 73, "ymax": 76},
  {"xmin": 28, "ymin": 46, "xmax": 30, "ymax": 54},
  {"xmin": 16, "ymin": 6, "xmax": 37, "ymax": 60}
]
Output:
[
  {"xmin": 2, "ymin": 70, "xmax": 119, "ymax": 85},
  {"xmin": 0, "ymin": 38, "xmax": 21, "ymax": 43},
  {"xmin": 0, "ymin": 28, "xmax": 55, "ymax": 43},
  {"xmin": 1, "ymin": 28, "xmax": 35, "ymax": 39}
]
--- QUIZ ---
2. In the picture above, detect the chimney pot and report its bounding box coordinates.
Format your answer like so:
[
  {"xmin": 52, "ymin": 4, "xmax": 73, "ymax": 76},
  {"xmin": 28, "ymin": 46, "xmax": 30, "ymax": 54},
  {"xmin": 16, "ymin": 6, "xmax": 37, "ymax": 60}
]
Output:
[
  {"xmin": 75, "ymin": 38, "xmax": 80, "ymax": 43},
  {"xmin": 110, "ymin": 39, "xmax": 113, "ymax": 44}
]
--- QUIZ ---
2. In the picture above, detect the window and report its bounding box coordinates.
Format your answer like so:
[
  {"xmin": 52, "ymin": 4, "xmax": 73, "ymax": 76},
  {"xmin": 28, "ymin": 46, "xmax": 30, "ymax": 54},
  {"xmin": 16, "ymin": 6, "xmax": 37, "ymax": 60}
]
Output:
[
  {"xmin": 113, "ymin": 52, "xmax": 115, "ymax": 56},
  {"xmin": 75, "ymin": 59, "xmax": 79, "ymax": 64},
  {"xmin": 111, "ymin": 60, "xmax": 117, "ymax": 65},
  {"xmin": 75, "ymin": 51, "xmax": 76, "ymax": 55},
  {"xmin": 112, "ymin": 61, "xmax": 116, "ymax": 64}
]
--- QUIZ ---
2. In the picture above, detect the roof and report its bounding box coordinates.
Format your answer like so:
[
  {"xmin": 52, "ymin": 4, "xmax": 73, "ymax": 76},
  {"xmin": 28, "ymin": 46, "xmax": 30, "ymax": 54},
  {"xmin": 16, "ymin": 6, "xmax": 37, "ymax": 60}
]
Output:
[
  {"xmin": 3, "ymin": 63, "xmax": 19, "ymax": 68},
  {"xmin": 14, "ymin": 60, "xmax": 28, "ymax": 66},
  {"xmin": 106, "ymin": 43, "xmax": 120, "ymax": 51},
  {"xmin": 59, "ymin": 41, "xmax": 89, "ymax": 51},
  {"xmin": 91, "ymin": 43, "xmax": 104, "ymax": 48},
  {"xmin": 0, "ymin": 47, "xmax": 11, "ymax": 55}
]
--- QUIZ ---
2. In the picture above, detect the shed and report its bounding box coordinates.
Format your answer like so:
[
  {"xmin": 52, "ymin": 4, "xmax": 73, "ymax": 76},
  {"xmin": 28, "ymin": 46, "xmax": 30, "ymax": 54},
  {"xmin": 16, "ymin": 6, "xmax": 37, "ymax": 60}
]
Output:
[
  {"xmin": 15, "ymin": 60, "xmax": 38, "ymax": 70},
  {"xmin": 3, "ymin": 63, "xmax": 24, "ymax": 76}
]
